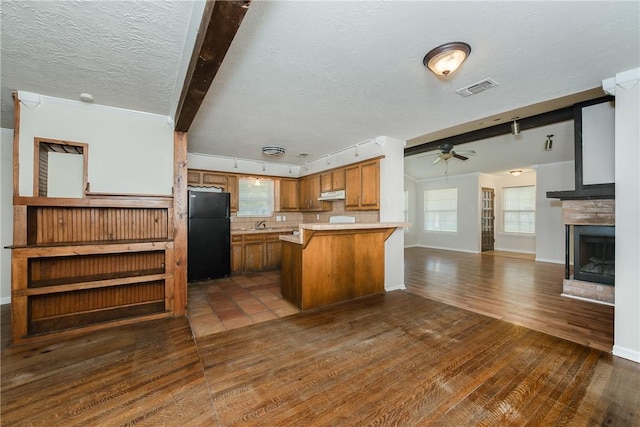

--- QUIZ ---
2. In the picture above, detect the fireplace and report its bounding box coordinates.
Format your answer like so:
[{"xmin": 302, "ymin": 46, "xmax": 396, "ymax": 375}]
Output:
[{"xmin": 574, "ymin": 225, "xmax": 615, "ymax": 285}]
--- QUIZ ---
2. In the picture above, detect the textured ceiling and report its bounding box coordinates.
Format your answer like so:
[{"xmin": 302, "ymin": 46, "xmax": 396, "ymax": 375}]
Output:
[
  {"xmin": 0, "ymin": 0, "xmax": 195, "ymax": 126},
  {"xmin": 1, "ymin": 1, "xmax": 639, "ymax": 180}
]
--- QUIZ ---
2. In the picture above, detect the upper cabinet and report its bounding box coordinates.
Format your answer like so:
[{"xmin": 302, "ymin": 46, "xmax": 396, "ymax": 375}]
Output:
[
  {"xmin": 279, "ymin": 179, "xmax": 299, "ymax": 211},
  {"xmin": 299, "ymin": 174, "xmax": 330, "ymax": 211},
  {"xmin": 345, "ymin": 159, "xmax": 380, "ymax": 210},
  {"xmin": 320, "ymin": 169, "xmax": 345, "ymax": 192}
]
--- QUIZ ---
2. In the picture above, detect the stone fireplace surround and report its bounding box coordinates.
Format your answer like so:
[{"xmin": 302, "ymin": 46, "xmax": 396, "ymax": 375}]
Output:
[{"xmin": 562, "ymin": 199, "xmax": 615, "ymax": 304}]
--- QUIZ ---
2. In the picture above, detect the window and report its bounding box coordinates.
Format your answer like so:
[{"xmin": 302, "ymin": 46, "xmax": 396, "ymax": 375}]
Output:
[
  {"xmin": 424, "ymin": 188, "xmax": 457, "ymax": 232},
  {"xmin": 237, "ymin": 178, "xmax": 274, "ymax": 217},
  {"xmin": 503, "ymin": 186, "xmax": 535, "ymax": 233}
]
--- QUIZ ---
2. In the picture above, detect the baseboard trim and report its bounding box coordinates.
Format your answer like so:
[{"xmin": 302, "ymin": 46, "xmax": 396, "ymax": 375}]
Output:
[
  {"xmin": 561, "ymin": 293, "xmax": 614, "ymax": 306},
  {"xmin": 612, "ymin": 345, "xmax": 640, "ymax": 363},
  {"xmin": 385, "ymin": 283, "xmax": 406, "ymax": 292},
  {"xmin": 413, "ymin": 244, "xmax": 479, "ymax": 254},
  {"xmin": 535, "ymin": 257, "xmax": 564, "ymax": 264}
]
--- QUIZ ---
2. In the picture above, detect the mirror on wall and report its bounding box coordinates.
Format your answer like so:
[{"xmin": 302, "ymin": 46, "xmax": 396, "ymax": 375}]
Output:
[{"xmin": 34, "ymin": 138, "xmax": 88, "ymax": 198}]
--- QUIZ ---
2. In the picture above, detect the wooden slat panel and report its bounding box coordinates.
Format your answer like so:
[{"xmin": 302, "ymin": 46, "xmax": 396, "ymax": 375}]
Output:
[
  {"xmin": 28, "ymin": 281, "xmax": 165, "ymax": 320},
  {"xmin": 29, "ymin": 207, "xmax": 169, "ymax": 244}
]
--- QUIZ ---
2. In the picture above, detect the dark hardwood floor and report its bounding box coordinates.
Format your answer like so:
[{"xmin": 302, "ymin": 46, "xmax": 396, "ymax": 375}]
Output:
[
  {"xmin": 1, "ymin": 248, "xmax": 637, "ymax": 425},
  {"xmin": 405, "ymin": 247, "xmax": 614, "ymax": 352}
]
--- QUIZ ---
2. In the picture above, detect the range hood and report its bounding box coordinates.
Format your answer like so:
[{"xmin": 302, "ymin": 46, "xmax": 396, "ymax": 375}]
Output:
[{"xmin": 317, "ymin": 190, "xmax": 345, "ymax": 201}]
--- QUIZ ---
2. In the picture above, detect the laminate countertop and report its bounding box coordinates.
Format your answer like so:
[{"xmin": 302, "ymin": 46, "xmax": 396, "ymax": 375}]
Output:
[
  {"xmin": 231, "ymin": 227, "xmax": 296, "ymax": 235},
  {"xmin": 279, "ymin": 222, "xmax": 409, "ymax": 245}
]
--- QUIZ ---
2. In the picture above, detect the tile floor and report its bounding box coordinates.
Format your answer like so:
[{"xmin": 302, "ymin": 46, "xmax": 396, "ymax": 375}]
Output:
[{"xmin": 187, "ymin": 270, "xmax": 300, "ymax": 338}]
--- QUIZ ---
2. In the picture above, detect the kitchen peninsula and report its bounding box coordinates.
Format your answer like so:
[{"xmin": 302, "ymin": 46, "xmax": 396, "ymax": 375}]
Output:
[{"xmin": 279, "ymin": 222, "xmax": 409, "ymax": 310}]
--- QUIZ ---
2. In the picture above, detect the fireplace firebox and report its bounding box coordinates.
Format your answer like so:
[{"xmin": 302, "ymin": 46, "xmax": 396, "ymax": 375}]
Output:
[{"xmin": 574, "ymin": 225, "xmax": 615, "ymax": 285}]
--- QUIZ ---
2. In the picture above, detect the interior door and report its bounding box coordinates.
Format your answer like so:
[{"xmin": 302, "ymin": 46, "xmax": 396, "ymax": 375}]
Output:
[{"xmin": 481, "ymin": 187, "xmax": 495, "ymax": 252}]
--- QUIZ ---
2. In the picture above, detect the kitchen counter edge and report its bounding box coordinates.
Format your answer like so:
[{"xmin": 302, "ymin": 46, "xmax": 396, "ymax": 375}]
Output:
[{"xmin": 279, "ymin": 222, "xmax": 410, "ymax": 245}]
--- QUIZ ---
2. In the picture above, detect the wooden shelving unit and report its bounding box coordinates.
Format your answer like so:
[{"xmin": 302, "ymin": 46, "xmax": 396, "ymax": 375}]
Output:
[{"xmin": 10, "ymin": 196, "xmax": 177, "ymax": 344}]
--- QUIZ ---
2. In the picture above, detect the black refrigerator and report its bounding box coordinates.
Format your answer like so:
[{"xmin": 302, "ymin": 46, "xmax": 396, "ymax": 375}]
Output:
[{"xmin": 188, "ymin": 191, "xmax": 231, "ymax": 281}]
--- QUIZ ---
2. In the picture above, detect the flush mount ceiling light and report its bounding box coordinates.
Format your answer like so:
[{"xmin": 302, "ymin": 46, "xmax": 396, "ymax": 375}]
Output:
[
  {"xmin": 510, "ymin": 170, "xmax": 523, "ymax": 176},
  {"xmin": 262, "ymin": 145, "xmax": 285, "ymax": 156},
  {"xmin": 423, "ymin": 42, "xmax": 471, "ymax": 76}
]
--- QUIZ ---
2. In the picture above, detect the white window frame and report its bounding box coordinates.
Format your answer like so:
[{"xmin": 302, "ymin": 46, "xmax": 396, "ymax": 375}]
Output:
[
  {"xmin": 503, "ymin": 185, "xmax": 536, "ymax": 234},
  {"xmin": 237, "ymin": 178, "xmax": 274, "ymax": 217},
  {"xmin": 424, "ymin": 188, "xmax": 457, "ymax": 232}
]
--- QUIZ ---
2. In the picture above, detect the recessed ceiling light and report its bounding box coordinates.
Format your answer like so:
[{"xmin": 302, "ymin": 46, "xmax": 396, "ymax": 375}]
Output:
[{"xmin": 79, "ymin": 93, "xmax": 94, "ymax": 103}]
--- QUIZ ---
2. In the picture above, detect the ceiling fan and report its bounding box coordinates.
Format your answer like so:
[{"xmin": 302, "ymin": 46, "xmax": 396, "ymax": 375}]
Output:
[{"xmin": 419, "ymin": 143, "xmax": 476, "ymax": 164}]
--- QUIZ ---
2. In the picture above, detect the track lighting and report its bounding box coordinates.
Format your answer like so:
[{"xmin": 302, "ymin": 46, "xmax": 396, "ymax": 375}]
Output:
[
  {"xmin": 511, "ymin": 118, "xmax": 520, "ymax": 136},
  {"xmin": 288, "ymin": 164, "xmax": 292, "ymax": 174},
  {"xmin": 545, "ymin": 134, "xmax": 554, "ymax": 151},
  {"xmin": 355, "ymin": 144, "xmax": 360, "ymax": 157},
  {"xmin": 262, "ymin": 161, "xmax": 266, "ymax": 172},
  {"xmin": 233, "ymin": 158, "xmax": 238, "ymax": 168}
]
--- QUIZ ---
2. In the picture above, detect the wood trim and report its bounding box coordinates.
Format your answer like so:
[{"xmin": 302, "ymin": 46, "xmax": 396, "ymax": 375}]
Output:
[
  {"xmin": 11, "ymin": 241, "xmax": 174, "ymax": 257},
  {"xmin": 12, "ymin": 312, "xmax": 172, "ymax": 345},
  {"xmin": 12, "ymin": 92, "xmax": 20, "ymax": 197},
  {"xmin": 13, "ymin": 195, "xmax": 173, "ymax": 208},
  {"xmin": 17, "ymin": 274, "xmax": 172, "ymax": 297},
  {"xmin": 32, "ymin": 137, "xmax": 89, "ymax": 197},
  {"xmin": 404, "ymin": 107, "xmax": 574, "ymax": 157},
  {"xmin": 174, "ymin": 0, "xmax": 251, "ymax": 132},
  {"xmin": 172, "ymin": 131, "xmax": 188, "ymax": 316}
]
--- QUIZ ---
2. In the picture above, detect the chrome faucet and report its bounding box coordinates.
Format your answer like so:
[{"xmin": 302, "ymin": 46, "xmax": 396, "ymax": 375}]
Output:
[{"xmin": 255, "ymin": 220, "xmax": 266, "ymax": 230}]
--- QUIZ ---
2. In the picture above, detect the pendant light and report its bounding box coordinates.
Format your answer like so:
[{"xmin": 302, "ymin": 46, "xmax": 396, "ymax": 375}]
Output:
[{"xmin": 511, "ymin": 118, "xmax": 520, "ymax": 136}]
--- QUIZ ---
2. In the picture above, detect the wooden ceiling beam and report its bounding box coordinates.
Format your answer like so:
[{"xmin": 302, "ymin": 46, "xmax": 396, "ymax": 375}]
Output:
[{"xmin": 174, "ymin": 0, "xmax": 251, "ymax": 132}]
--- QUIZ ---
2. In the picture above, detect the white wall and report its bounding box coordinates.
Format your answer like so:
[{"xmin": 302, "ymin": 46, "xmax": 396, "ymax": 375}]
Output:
[
  {"xmin": 47, "ymin": 151, "xmax": 84, "ymax": 198},
  {"xmin": 404, "ymin": 175, "xmax": 418, "ymax": 247},
  {"xmin": 16, "ymin": 92, "xmax": 174, "ymax": 196},
  {"xmin": 415, "ymin": 173, "xmax": 481, "ymax": 253},
  {"xmin": 493, "ymin": 172, "xmax": 537, "ymax": 254},
  {"xmin": 607, "ymin": 68, "xmax": 640, "ymax": 363},
  {"xmin": 582, "ymin": 101, "xmax": 615, "ymax": 185},
  {"xmin": 535, "ymin": 161, "xmax": 575, "ymax": 263},
  {"xmin": 377, "ymin": 136, "xmax": 406, "ymax": 291},
  {"xmin": 1, "ymin": 128, "xmax": 14, "ymax": 304}
]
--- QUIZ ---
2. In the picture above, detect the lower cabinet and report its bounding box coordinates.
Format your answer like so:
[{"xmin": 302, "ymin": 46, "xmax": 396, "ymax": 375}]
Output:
[{"xmin": 231, "ymin": 231, "xmax": 292, "ymax": 273}]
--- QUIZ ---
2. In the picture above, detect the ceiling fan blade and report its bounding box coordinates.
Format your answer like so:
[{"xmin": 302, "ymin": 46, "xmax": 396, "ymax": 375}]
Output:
[
  {"xmin": 455, "ymin": 149, "xmax": 476, "ymax": 154},
  {"xmin": 453, "ymin": 153, "xmax": 469, "ymax": 161},
  {"xmin": 432, "ymin": 156, "xmax": 442, "ymax": 164},
  {"xmin": 415, "ymin": 152, "xmax": 440, "ymax": 159}
]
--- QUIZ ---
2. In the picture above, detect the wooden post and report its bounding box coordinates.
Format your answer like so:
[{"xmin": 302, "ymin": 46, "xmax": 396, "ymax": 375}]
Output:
[{"xmin": 173, "ymin": 131, "xmax": 188, "ymax": 316}]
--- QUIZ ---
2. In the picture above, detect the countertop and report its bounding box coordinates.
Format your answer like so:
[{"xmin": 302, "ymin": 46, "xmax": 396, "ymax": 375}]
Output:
[{"xmin": 279, "ymin": 222, "xmax": 410, "ymax": 244}]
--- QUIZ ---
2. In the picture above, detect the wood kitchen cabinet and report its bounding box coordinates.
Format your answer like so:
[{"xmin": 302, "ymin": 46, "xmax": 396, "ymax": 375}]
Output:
[
  {"xmin": 345, "ymin": 159, "xmax": 380, "ymax": 210},
  {"xmin": 227, "ymin": 175, "xmax": 238, "ymax": 212},
  {"xmin": 320, "ymin": 169, "xmax": 345, "ymax": 192},
  {"xmin": 187, "ymin": 170, "xmax": 202, "ymax": 185},
  {"xmin": 231, "ymin": 231, "xmax": 293, "ymax": 273},
  {"xmin": 279, "ymin": 179, "xmax": 299, "ymax": 211},
  {"xmin": 202, "ymin": 172, "xmax": 227, "ymax": 187},
  {"xmin": 299, "ymin": 174, "xmax": 330, "ymax": 211},
  {"xmin": 243, "ymin": 238, "xmax": 265, "ymax": 272},
  {"xmin": 230, "ymin": 235, "xmax": 243, "ymax": 273}
]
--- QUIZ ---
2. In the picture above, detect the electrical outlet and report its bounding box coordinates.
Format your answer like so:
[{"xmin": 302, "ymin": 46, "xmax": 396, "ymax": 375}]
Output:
[
  {"xmin": 316, "ymin": 214, "xmax": 320, "ymax": 220},
  {"xmin": 283, "ymin": 215, "xmax": 286, "ymax": 221},
  {"xmin": 276, "ymin": 215, "xmax": 282, "ymax": 222}
]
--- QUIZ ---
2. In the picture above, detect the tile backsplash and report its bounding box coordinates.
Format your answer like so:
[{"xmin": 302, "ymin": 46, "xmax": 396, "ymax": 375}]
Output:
[{"xmin": 230, "ymin": 200, "xmax": 379, "ymax": 230}]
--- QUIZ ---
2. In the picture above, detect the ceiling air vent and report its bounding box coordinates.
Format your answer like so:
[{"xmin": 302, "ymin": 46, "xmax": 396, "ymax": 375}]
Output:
[
  {"xmin": 262, "ymin": 145, "xmax": 285, "ymax": 156},
  {"xmin": 456, "ymin": 78, "xmax": 498, "ymax": 97}
]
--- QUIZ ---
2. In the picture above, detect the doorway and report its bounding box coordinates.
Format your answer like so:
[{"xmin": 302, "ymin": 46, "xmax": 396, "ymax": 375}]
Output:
[{"xmin": 481, "ymin": 187, "xmax": 495, "ymax": 252}]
